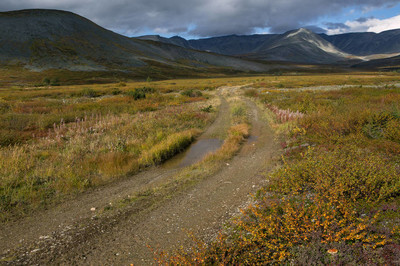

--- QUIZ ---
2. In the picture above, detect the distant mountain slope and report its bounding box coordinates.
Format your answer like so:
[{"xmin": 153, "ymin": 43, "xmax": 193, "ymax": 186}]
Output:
[
  {"xmin": 139, "ymin": 28, "xmax": 400, "ymax": 64},
  {"xmin": 247, "ymin": 28, "xmax": 350, "ymax": 64},
  {"xmin": 136, "ymin": 35, "xmax": 192, "ymax": 49},
  {"xmin": 136, "ymin": 34, "xmax": 277, "ymax": 56},
  {"xmin": 352, "ymin": 55, "xmax": 400, "ymax": 70},
  {"xmin": 189, "ymin": 34, "xmax": 278, "ymax": 55},
  {"xmin": 138, "ymin": 29, "xmax": 351, "ymax": 64},
  {"xmin": 0, "ymin": 9, "xmax": 147, "ymax": 71},
  {"xmin": 320, "ymin": 29, "xmax": 400, "ymax": 56},
  {"xmin": 0, "ymin": 9, "xmax": 271, "ymax": 72}
]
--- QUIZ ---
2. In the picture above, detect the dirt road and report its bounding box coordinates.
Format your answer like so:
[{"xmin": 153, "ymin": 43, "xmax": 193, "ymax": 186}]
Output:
[{"xmin": 1, "ymin": 86, "xmax": 278, "ymax": 265}]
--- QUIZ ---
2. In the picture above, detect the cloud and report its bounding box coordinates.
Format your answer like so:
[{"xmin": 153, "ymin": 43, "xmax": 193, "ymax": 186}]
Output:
[
  {"xmin": 355, "ymin": 16, "xmax": 374, "ymax": 23},
  {"xmin": 0, "ymin": 0, "xmax": 398, "ymax": 37},
  {"xmin": 304, "ymin": 25, "xmax": 327, "ymax": 34},
  {"xmin": 325, "ymin": 22, "xmax": 350, "ymax": 30},
  {"xmin": 326, "ymin": 14, "xmax": 400, "ymax": 34}
]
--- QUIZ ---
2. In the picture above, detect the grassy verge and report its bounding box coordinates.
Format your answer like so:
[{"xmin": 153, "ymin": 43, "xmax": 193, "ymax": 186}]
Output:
[
  {"xmin": 107, "ymin": 99, "xmax": 249, "ymax": 215},
  {"xmin": 157, "ymin": 83, "xmax": 400, "ymax": 264},
  {"xmin": 0, "ymin": 85, "xmax": 217, "ymax": 222}
]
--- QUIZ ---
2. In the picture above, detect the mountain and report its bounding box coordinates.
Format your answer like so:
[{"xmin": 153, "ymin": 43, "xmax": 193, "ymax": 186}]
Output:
[
  {"xmin": 137, "ymin": 34, "xmax": 277, "ymax": 56},
  {"xmin": 320, "ymin": 29, "xmax": 400, "ymax": 56},
  {"xmin": 138, "ymin": 29, "xmax": 352, "ymax": 64},
  {"xmin": 0, "ymin": 9, "xmax": 272, "ymax": 73},
  {"xmin": 139, "ymin": 28, "xmax": 400, "ymax": 65},
  {"xmin": 3, "ymin": 9, "xmax": 399, "ymax": 72},
  {"xmin": 245, "ymin": 28, "xmax": 350, "ymax": 64},
  {"xmin": 136, "ymin": 35, "xmax": 192, "ymax": 49},
  {"xmin": 189, "ymin": 35, "xmax": 277, "ymax": 55},
  {"xmin": 352, "ymin": 55, "xmax": 400, "ymax": 70}
]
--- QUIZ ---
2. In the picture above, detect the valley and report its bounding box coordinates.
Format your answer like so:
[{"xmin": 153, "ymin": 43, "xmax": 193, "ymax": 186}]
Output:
[
  {"xmin": 1, "ymin": 74, "xmax": 400, "ymax": 264},
  {"xmin": 1, "ymin": 7, "xmax": 400, "ymax": 265}
]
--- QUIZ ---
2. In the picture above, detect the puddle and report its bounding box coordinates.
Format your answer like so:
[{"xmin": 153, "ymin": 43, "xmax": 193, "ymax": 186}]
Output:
[
  {"xmin": 163, "ymin": 139, "xmax": 223, "ymax": 169},
  {"xmin": 248, "ymin": 135, "xmax": 258, "ymax": 143}
]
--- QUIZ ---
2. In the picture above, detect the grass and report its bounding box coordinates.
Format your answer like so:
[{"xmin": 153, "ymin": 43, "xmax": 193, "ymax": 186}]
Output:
[
  {"xmin": 157, "ymin": 76, "xmax": 400, "ymax": 264},
  {"xmin": 2, "ymin": 72, "xmax": 400, "ymax": 262},
  {"xmin": 105, "ymin": 97, "xmax": 250, "ymax": 219},
  {"xmin": 0, "ymin": 81, "xmax": 218, "ymax": 222}
]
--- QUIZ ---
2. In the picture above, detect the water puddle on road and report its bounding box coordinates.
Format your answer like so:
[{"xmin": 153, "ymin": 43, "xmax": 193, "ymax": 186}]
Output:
[
  {"xmin": 163, "ymin": 139, "xmax": 223, "ymax": 169},
  {"xmin": 248, "ymin": 135, "xmax": 258, "ymax": 143}
]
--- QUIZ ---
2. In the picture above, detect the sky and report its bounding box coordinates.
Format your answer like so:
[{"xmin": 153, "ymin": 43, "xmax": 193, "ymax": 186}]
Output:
[{"xmin": 0, "ymin": 0, "xmax": 399, "ymax": 39}]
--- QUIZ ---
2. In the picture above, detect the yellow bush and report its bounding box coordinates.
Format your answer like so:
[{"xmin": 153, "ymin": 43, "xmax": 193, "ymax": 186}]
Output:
[{"xmin": 384, "ymin": 119, "xmax": 400, "ymax": 142}]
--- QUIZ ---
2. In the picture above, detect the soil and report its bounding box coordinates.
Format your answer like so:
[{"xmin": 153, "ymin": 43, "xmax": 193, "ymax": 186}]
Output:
[{"xmin": 0, "ymin": 86, "xmax": 279, "ymax": 265}]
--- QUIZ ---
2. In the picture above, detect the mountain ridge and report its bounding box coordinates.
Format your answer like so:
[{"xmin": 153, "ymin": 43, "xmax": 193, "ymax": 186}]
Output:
[
  {"xmin": 0, "ymin": 9, "xmax": 274, "ymax": 73},
  {"xmin": 1, "ymin": 9, "xmax": 400, "ymax": 73},
  {"xmin": 137, "ymin": 28, "xmax": 400, "ymax": 64}
]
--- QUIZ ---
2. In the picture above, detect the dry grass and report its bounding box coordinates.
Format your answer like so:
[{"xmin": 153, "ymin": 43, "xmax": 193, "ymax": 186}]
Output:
[
  {"xmin": 157, "ymin": 77, "xmax": 400, "ymax": 264},
  {"xmin": 0, "ymin": 82, "xmax": 217, "ymax": 221}
]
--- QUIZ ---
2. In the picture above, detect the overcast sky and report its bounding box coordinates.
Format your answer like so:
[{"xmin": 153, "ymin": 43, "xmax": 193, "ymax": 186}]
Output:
[{"xmin": 0, "ymin": 0, "xmax": 399, "ymax": 38}]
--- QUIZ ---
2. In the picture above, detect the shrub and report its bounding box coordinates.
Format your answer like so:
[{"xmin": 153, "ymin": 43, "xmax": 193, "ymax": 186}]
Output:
[
  {"xmin": 231, "ymin": 105, "xmax": 246, "ymax": 118},
  {"xmin": 126, "ymin": 87, "xmax": 155, "ymax": 100},
  {"xmin": 244, "ymin": 88, "xmax": 258, "ymax": 97},
  {"xmin": 127, "ymin": 89, "xmax": 146, "ymax": 100},
  {"xmin": 0, "ymin": 100, "xmax": 10, "ymax": 114},
  {"xmin": 39, "ymin": 77, "xmax": 60, "ymax": 86},
  {"xmin": 384, "ymin": 119, "xmax": 400, "ymax": 142},
  {"xmin": 200, "ymin": 105, "xmax": 213, "ymax": 113},
  {"xmin": 268, "ymin": 147, "xmax": 400, "ymax": 203},
  {"xmin": 181, "ymin": 89, "xmax": 203, "ymax": 97},
  {"xmin": 42, "ymin": 78, "xmax": 51, "ymax": 86},
  {"xmin": 277, "ymin": 83, "xmax": 285, "ymax": 88},
  {"xmin": 140, "ymin": 87, "xmax": 155, "ymax": 94},
  {"xmin": 79, "ymin": 88, "xmax": 98, "ymax": 98},
  {"xmin": 110, "ymin": 88, "xmax": 122, "ymax": 95},
  {"xmin": 362, "ymin": 112, "xmax": 398, "ymax": 139},
  {"xmin": 50, "ymin": 78, "xmax": 60, "ymax": 86}
]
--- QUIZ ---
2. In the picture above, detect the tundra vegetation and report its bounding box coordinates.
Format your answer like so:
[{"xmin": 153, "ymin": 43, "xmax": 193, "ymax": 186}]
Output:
[
  {"xmin": 156, "ymin": 74, "xmax": 400, "ymax": 264},
  {"xmin": 0, "ymin": 79, "xmax": 218, "ymax": 221},
  {"xmin": 1, "ymin": 72, "xmax": 400, "ymax": 264}
]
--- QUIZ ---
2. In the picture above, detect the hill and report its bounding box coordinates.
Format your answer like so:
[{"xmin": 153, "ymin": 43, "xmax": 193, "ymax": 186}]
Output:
[
  {"xmin": 0, "ymin": 9, "xmax": 273, "ymax": 74},
  {"xmin": 138, "ymin": 28, "xmax": 400, "ymax": 65},
  {"xmin": 320, "ymin": 29, "xmax": 400, "ymax": 56},
  {"xmin": 138, "ymin": 29, "xmax": 351, "ymax": 64},
  {"xmin": 246, "ymin": 28, "xmax": 350, "ymax": 64}
]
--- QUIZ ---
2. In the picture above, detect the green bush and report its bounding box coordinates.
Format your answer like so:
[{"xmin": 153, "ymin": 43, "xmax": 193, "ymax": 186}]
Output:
[
  {"xmin": 39, "ymin": 77, "xmax": 60, "ymax": 86},
  {"xmin": 42, "ymin": 78, "xmax": 51, "ymax": 86},
  {"xmin": 127, "ymin": 89, "xmax": 146, "ymax": 100},
  {"xmin": 362, "ymin": 112, "xmax": 398, "ymax": 139},
  {"xmin": 50, "ymin": 78, "xmax": 60, "ymax": 86},
  {"xmin": 126, "ymin": 87, "xmax": 155, "ymax": 100}
]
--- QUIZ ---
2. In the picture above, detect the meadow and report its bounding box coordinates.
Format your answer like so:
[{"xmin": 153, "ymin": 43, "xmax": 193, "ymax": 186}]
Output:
[
  {"xmin": 2, "ymin": 71, "xmax": 400, "ymax": 263},
  {"xmin": 156, "ymin": 74, "xmax": 400, "ymax": 264},
  {"xmin": 0, "ymin": 79, "xmax": 220, "ymax": 221}
]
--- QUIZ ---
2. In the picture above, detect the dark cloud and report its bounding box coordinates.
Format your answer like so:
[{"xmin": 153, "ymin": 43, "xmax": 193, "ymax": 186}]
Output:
[
  {"xmin": 0, "ymin": 0, "xmax": 398, "ymax": 37},
  {"xmin": 325, "ymin": 22, "xmax": 351, "ymax": 30},
  {"xmin": 356, "ymin": 16, "xmax": 375, "ymax": 23}
]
